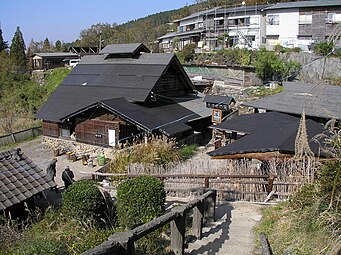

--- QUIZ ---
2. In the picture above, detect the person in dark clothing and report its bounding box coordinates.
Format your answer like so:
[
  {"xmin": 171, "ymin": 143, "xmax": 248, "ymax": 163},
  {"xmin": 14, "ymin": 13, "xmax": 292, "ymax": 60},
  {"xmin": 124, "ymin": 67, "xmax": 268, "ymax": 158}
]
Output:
[
  {"xmin": 46, "ymin": 158, "xmax": 58, "ymax": 192},
  {"xmin": 62, "ymin": 166, "xmax": 74, "ymax": 189}
]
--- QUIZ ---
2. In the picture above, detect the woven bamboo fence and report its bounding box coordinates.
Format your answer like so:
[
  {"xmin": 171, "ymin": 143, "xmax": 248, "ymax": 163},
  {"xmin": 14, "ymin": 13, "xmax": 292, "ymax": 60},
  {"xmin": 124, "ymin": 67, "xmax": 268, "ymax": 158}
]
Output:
[{"xmin": 125, "ymin": 158, "xmax": 318, "ymax": 202}]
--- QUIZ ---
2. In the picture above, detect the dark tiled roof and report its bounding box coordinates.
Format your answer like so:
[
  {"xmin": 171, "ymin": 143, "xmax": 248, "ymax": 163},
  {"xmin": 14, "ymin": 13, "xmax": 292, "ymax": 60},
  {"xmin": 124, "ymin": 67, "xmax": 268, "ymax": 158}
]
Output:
[
  {"xmin": 33, "ymin": 52, "xmax": 78, "ymax": 58},
  {"xmin": 265, "ymin": 0, "xmax": 341, "ymax": 10},
  {"xmin": 0, "ymin": 149, "xmax": 56, "ymax": 211},
  {"xmin": 99, "ymin": 43, "xmax": 150, "ymax": 54},
  {"xmin": 204, "ymin": 95, "xmax": 235, "ymax": 105},
  {"xmin": 243, "ymin": 82, "xmax": 341, "ymax": 120},
  {"xmin": 208, "ymin": 112, "xmax": 325, "ymax": 157}
]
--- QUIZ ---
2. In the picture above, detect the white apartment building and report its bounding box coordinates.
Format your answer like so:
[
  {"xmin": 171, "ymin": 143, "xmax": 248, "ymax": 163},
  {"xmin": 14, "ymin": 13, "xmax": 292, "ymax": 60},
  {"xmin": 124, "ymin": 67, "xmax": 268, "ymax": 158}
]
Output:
[{"xmin": 159, "ymin": 0, "xmax": 341, "ymax": 52}]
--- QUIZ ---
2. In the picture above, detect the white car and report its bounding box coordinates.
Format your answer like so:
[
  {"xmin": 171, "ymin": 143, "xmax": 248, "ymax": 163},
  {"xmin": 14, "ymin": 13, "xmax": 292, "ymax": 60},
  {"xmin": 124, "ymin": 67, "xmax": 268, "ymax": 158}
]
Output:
[{"xmin": 69, "ymin": 59, "xmax": 80, "ymax": 68}]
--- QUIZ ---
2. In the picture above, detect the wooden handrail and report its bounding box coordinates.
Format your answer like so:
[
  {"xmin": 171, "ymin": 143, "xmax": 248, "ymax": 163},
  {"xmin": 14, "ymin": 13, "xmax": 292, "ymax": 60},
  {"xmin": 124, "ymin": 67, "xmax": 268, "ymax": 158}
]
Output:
[{"xmin": 81, "ymin": 190, "xmax": 217, "ymax": 255}]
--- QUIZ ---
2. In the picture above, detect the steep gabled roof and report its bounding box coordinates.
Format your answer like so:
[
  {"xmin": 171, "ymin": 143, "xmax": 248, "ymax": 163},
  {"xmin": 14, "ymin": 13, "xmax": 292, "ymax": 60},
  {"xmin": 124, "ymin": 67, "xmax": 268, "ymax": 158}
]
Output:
[
  {"xmin": 243, "ymin": 82, "xmax": 341, "ymax": 120},
  {"xmin": 208, "ymin": 112, "xmax": 325, "ymax": 159},
  {"xmin": 61, "ymin": 94, "xmax": 211, "ymax": 136},
  {"xmin": 99, "ymin": 43, "xmax": 150, "ymax": 55},
  {"xmin": 36, "ymin": 46, "xmax": 194, "ymax": 122},
  {"xmin": 0, "ymin": 149, "xmax": 56, "ymax": 211}
]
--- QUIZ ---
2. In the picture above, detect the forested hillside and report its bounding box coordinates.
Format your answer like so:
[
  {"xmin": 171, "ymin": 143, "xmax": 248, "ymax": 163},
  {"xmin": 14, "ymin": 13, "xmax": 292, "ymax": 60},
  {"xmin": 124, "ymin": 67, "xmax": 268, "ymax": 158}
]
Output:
[{"xmin": 72, "ymin": 0, "xmax": 296, "ymax": 51}]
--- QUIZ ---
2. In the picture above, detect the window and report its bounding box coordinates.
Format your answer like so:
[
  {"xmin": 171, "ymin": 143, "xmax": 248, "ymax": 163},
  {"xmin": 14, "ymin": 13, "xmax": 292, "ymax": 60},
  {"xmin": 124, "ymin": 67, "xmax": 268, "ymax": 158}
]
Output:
[
  {"xmin": 267, "ymin": 15, "xmax": 279, "ymax": 25},
  {"xmin": 299, "ymin": 14, "xmax": 312, "ymax": 24},
  {"xmin": 326, "ymin": 13, "xmax": 341, "ymax": 23}
]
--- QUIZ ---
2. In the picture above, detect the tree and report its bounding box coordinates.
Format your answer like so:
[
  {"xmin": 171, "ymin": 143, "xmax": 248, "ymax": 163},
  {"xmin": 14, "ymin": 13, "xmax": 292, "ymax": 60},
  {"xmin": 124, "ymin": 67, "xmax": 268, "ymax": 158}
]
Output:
[
  {"xmin": 10, "ymin": 26, "xmax": 27, "ymax": 71},
  {"xmin": 43, "ymin": 37, "xmax": 52, "ymax": 52},
  {"xmin": 0, "ymin": 27, "xmax": 8, "ymax": 52},
  {"xmin": 55, "ymin": 40, "xmax": 62, "ymax": 52}
]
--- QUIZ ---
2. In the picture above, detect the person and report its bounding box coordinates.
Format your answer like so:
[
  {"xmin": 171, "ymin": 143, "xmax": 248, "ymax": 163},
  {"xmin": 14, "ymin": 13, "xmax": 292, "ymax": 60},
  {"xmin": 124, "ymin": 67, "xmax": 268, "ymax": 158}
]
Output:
[
  {"xmin": 46, "ymin": 158, "xmax": 58, "ymax": 193},
  {"xmin": 62, "ymin": 166, "xmax": 75, "ymax": 189}
]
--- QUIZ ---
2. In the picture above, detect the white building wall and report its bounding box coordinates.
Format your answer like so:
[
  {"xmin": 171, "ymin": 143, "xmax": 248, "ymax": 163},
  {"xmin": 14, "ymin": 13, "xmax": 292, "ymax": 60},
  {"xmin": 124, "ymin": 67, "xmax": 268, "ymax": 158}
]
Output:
[{"xmin": 266, "ymin": 9, "xmax": 299, "ymax": 48}]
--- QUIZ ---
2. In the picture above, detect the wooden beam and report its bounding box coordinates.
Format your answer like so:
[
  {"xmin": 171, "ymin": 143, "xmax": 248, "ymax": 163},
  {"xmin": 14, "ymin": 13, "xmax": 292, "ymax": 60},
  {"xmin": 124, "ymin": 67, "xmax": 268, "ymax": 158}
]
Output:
[{"xmin": 210, "ymin": 151, "xmax": 293, "ymax": 161}]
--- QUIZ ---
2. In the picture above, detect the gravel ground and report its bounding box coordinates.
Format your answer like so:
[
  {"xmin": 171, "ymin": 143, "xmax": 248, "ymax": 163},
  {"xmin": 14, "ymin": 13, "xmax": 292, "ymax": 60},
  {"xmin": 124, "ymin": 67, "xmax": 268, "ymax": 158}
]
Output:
[{"xmin": 18, "ymin": 137, "xmax": 102, "ymax": 189}]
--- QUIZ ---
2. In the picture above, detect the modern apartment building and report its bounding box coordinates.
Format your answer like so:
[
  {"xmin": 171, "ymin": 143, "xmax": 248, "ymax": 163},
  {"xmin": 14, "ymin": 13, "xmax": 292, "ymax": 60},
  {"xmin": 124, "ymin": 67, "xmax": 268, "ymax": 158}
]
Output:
[{"xmin": 158, "ymin": 0, "xmax": 341, "ymax": 52}]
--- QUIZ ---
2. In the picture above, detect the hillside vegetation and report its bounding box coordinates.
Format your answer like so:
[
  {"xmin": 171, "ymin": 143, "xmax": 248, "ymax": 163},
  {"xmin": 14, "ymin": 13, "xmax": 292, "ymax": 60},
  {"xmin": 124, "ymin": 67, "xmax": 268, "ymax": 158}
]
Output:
[{"xmin": 0, "ymin": 52, "xmax": 70, "ymax": 135}]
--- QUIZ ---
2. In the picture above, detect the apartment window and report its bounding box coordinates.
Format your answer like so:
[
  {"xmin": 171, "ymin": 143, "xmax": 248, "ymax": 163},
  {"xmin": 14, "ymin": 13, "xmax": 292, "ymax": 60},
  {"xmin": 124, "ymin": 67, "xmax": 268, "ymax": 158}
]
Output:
[
  {"xmin": 299, "ymin": 14, "xmax": 312, "ymax": 24},
  {"xmin": 268, "ymin": 15, "xmax": 279, "ymax": 25},
  {"xmin": 326, "ymin": 13, "xmax": 341, "ymax": 23}
]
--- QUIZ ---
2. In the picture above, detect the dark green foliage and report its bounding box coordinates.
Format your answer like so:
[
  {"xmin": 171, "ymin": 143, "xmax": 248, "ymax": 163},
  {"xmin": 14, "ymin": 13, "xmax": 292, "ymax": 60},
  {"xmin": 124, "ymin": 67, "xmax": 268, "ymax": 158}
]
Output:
[
  {"xmin": 55, "ymin": 40, "xmax": 62, "ymax": 52},
  {"xmin": 254, "ymin": 48, "xmax": 301, "ymax": 81},
  {"xmin": 43, "ymin": 37, "xmax": 52, "ymax": 52},
  {"xmin": 116, "ymin": 176, "xmax": 166, "ymax": 229},
  {"xmin": 313, "ymin": 41, "xmax": 334, "ymax": 56},
  {"xmin": 179, "ymin": 144, "xmax": 198, "ymax": 160},
  {"xmin": 9, "ymin": 26, "xmax": 27, "ymax": 71},
  {"xmin": 316, "ymin": 160, "xmax": 341, "ymax": 209},
  {"xmin": 62, "ymin": 180, "xmax": 107, "ymax": 223},
  {"xmin": 182, "ymin": 43, "xmax": 196, "ymax": 62},
  {"xmin": 0, "ymin": 27, "xmax": 8, "ymax": 52},
  {"xmin": 289, "ymin": 184, "xmax": 317, "ymax": 210}
]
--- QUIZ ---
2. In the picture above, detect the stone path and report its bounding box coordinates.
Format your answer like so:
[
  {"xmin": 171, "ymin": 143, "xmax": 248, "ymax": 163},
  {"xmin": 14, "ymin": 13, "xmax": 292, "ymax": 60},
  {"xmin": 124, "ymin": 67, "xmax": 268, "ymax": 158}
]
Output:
[{"xmin": 186, "ymin": 201, "xmax": 264, "ymax": 255}]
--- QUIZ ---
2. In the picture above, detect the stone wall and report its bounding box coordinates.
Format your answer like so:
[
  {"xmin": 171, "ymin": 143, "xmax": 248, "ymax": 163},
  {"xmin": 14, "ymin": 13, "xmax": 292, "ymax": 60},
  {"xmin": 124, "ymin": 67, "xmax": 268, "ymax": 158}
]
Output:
[
  {"xmin": 282, "ymin": 52, "xmax": 341, "ymax": 85},
  {"xmin": 43, "ymin": 136, "xmax": 114, "ymax": 159}
]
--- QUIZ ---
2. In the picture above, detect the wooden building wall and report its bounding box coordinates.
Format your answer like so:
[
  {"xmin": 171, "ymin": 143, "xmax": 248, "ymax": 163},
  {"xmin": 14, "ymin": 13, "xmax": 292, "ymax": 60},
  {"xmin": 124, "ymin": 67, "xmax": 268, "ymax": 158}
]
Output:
[
  {"xmin": 75, "ymin": 119, "xmax": 119, "ymax": 146},
  {"xmin": 42, "ymin": 121, "xmax": 59, "ymax": 138}
]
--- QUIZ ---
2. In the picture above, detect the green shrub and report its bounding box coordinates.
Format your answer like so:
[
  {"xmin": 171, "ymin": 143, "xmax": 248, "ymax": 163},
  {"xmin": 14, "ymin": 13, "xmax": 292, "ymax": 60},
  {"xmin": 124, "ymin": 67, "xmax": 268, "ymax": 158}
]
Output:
[
  {"xmin": 116, "ymin": 176, "xmax": 166, "ymax": 229},
  {"xmin": 254, "ymin": 48, "xmax": 301, "ymax": 81},
  {"xmin": 181, "ymin": 43, "xmax": 196, "ymax": 62},
  {"xmin": 179, "ymin": 144, "xmax": 198, "ymax": 160},
  {"xmin": 62, "ymin": 180, "xmax": 107, "ymax": 223},
  {"xmin": 313, "ymin": 41, "xmax": 334, "ymax": 56}
]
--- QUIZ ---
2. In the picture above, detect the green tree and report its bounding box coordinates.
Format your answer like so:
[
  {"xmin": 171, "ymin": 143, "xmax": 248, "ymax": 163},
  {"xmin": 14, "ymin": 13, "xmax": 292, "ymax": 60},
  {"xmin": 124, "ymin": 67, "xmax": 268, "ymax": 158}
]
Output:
[
  {"xmin": 43, "ymin": 37, "xmax": 52, "ymax": 52},
  {"xmin": 55, "ymin": 40, "xmax": 62, "ymax": 52},
  {"xmin": 10, "ymin": 26, "xmax": 27, "ymax": 71},
  {"xmin": 0, "ymin": 27, "xmax": 8, "ymax": 52}
]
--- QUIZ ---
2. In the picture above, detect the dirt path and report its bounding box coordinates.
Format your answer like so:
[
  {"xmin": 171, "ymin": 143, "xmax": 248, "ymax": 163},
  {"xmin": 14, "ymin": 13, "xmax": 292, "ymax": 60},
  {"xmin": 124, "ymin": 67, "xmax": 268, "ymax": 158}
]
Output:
[
  {"xmin": 18, "ymin": 137, "xmax": 101, "ymax": 188},
  {"xmin": 186, "ymin": 201, "xmax": 264, "ymax": 255}
]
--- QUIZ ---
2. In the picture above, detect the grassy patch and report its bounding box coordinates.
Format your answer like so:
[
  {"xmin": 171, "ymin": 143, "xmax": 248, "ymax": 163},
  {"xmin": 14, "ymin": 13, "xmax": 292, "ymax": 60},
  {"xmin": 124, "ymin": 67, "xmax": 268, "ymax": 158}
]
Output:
[
  {"xmin": 245, "ymin": 85, "xmax": 284, "ymax": 98},
  {"xmin": 44, "ymin": 68, "xmax": 71, "ymax": 96}
]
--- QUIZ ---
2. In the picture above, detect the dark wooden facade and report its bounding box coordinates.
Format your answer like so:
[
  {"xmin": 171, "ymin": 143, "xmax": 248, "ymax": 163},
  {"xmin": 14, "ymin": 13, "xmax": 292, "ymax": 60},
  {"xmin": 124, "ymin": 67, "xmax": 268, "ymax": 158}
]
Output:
[
  {"xmin": 298, "ymin": 7, "xmax": 341, "ymax": 41},
  {"xmin": 43, "ymin": 121, "xmax": 59, "ymax": 138}
]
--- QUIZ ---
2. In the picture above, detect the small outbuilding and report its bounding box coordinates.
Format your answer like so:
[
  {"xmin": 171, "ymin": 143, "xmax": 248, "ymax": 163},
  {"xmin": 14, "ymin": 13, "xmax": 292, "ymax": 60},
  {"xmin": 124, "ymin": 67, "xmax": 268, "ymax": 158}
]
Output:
[{"xmin": 32, "ymin": 52, "xmax": 79, "ymax": 70}]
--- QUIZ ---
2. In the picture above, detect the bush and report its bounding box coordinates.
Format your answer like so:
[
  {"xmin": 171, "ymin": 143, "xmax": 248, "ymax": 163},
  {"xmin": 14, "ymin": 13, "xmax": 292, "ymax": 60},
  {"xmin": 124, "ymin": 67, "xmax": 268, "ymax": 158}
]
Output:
[
  {"xmin": 62, "ymin": 180, "xmax": 108, "ymax": 223},
  {"xmin": 181, "ymin": 43, "xmax": 196, "ymax": 62},
  {"xmin": 12, "ymin": 237, "xmax": 68, "ymax": 255},
  {"xmin": 179, "ymin": 144, "xmax": 198, "ymax": 160},
  {"xmin": 313, "ymin": 41, "xmax": 334, "ymax": 56},
  {"xmin": 109, "ymin": 139, "xmax": 181, "ymax": 174},
  {"xmin": 254, "ymin": 48, "xmax": 301, "ymax": 82},
  {"xmin": 116, "ymin": 176, "xmax": 166, "ymax": 229}
]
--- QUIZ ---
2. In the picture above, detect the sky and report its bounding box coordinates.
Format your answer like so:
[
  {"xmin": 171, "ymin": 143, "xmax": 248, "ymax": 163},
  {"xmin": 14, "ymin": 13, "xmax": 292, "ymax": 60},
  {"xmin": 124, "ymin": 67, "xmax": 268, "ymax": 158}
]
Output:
[{"xmin": 0, "ymin": 0, "xmax": 192, "ymax": 47}]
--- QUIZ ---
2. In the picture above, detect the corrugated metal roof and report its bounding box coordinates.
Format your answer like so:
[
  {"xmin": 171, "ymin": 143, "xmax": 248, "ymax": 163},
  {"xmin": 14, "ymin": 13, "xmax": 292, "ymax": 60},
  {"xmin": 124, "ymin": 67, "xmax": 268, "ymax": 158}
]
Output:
[
  {"xmin": 158, "ymin": 29, "xmax": 205, "ymax": 40},
  {"xmin": 243, "ymin": 82, "xmax": 341, "ymax": 120},
  {"xmin": 208, "ymin": 112, "xmax": 325, "ymax": 158},
  {"xmin": 33, "ymin": 52, "xmax": 78, "ymax": 58},
  {"xmin": 0, "ymin": 149, "xmax": 56, "ymax": 211},
  {"xmin": 265, "ymin": 0, "xmax": 341, "ymax": 10}
]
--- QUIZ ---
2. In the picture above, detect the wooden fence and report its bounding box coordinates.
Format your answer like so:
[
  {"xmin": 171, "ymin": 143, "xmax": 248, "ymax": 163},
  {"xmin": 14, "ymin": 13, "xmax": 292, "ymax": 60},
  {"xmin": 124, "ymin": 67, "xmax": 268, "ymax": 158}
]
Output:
[
  {"xmin": 81, "ymin": 189, "xmax": 217, "ymax": 255},
  {"xmin": 0, "ymin": 126, "xmax": 42, "ymax": 147},
  {"xmin": 84, "ymin": 172, "xmax": 284, "ymax": 202}
]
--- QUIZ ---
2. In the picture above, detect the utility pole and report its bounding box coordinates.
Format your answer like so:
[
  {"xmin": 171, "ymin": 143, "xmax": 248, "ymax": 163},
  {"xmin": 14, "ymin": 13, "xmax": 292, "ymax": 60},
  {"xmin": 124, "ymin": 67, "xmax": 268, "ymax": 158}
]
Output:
[{"xmin": 99, "ymin": 33, "xmax": 104, "ymax": 51}]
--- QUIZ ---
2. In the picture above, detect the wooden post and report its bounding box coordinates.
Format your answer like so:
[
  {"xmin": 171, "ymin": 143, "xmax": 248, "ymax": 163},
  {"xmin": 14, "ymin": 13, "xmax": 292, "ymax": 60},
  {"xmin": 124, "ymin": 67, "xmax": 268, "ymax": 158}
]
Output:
[
  {"xmin": 204, "ymin": 177, "xmax": 209, "ymax": 188},
  {"xmin": 11, "ymin": 133, "xmax": 16, "ymax": 143},
  {"xmin": 204, "ymin": 190, "xmax": 216, "ymax": 222},
  {"xmin": 170, "ymin": 210, "xmax": 186, "ymax": 255},
  {"xmin": 192, "ymin": 200, "xmax": 204, "ymax": 239},
  {"xmin": 259, "ymin": 233, "xmax": 272, "ymax": 255},
  {"xmin": 266, "ymin": 175, "xmax": 275, "ymax": 194}
]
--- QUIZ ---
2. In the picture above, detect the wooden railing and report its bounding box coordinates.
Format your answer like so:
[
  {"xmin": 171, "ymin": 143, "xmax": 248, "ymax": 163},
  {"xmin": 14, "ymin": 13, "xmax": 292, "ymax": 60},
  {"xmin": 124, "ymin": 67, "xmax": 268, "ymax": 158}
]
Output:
[{"xmin": 81, "ymin": 189, "xmax": 217, "ymax": 255}]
